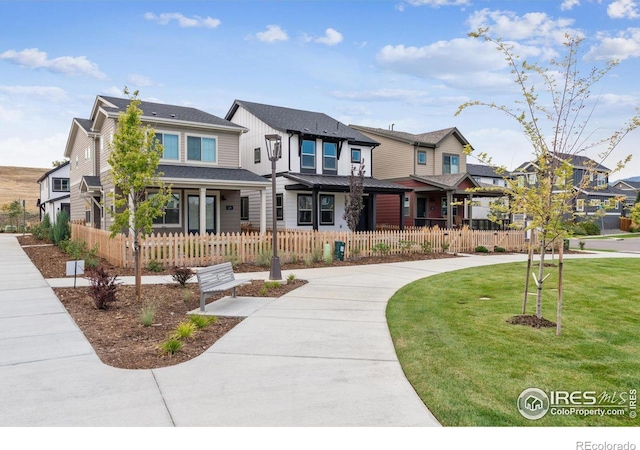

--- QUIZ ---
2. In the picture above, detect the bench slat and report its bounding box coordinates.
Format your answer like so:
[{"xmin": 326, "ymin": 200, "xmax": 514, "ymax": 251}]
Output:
[{"xmin": 197, "ymin": 262, "xmax": 247, "ymax": 311}]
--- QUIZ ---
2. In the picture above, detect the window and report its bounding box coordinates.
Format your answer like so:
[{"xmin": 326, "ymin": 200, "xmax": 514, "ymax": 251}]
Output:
[
  {"xmin": 443, "ymin": 154, "xmax": 459, "ymax": 174},
  {"xmin": 351, "ymin": 148, "xmax": 361, "ymax": 163},
  {"xmin": 254, "ymin": 148, "xmax": 261, "ymax": 164},
  {"xmin": 320, "ymin": 195, "xmax": 334, "ymax": 225},
  {"xmin": 152, "ymin": 193, "xmax": 180, "ymax": 225},
  {"xmin": 576, "ymin": 199, "xmax": 585, "ymax": 212},
  {"xmin": 404, "ymin": 196, "xmax": 410, "ymax": 217},
  {"xmin": 52, "ymin": 178, "xmax": 70, "ymax": 192},
  {"xmin": 441, "ymin": 198, "xmax": 458, "ymax": 217},
  {"xmin": 517, "ymin": 175, "xmax": 525, "ymax": 187},
  {"xmin": 85, "ymin": 146, "xmax": 91, "ymax": 161},
  {"xmin": 240, "ymin": 196, "xmax": 249, "ymax": 221},
  {"xmin": 417, "ymin": 150, "xmax": 427, "ymax": 165},
  {"xmin": 187, "ymin": 136, "xmax": 217, "ymax": 163},
  {"xmin": 608, "ymin": 198, "xmax": 618, "ymax": 209},
  {"xmin": 301, "ymin": 139, "xmax": 316, "ymax": 170},
  {"xmin": 323, "ymin": 142, "xmax": 337, "ymax": 172},
  {"xmin": 276, "ymin": 194, "xmax": 284, "ymax": 221},
  {"xmin": 528, "ymin": 173, "xmax": 537, "ymax": 185},
  {"xmin": 596, "ymin": 173, "xmax": 606, "ymax": 187},
  {"xmin": 590, "ymin": 199, "xmax": 601, "ymax": 207},
  {"xmin": 155, "ymin": 133, "xmax": 179, "ymax": 160},
  {"xmin": 297, "ymin": 194, "xmax": 313, "ymax": 225}
]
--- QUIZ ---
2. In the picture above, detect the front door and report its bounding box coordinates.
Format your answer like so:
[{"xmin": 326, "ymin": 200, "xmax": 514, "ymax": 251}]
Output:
[{"xmin": 188, "ymin": 195, "xmax": 216, "ymax": 234}]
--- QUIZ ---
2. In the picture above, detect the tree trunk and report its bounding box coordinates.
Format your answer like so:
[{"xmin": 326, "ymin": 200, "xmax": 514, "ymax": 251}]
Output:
[
  {"xmin": 556, "ymin": 242, "xmax": 564, "ymax": 336},
  {"xmin": 522, "ymin": 241, "xmax": 534, "ymax": 314},
  {"xmin": 134, "ymin": 234, "xmax": 141, "ymax": 301},
  {"xmin": 536, "ymin": 240, "xmax": 546, "ymax": 319}
]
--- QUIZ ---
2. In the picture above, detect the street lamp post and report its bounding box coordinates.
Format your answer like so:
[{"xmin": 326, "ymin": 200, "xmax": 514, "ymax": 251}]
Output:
[{"xmin": 265, "ymin": 134, "xmax": 282, "ymax": 281}]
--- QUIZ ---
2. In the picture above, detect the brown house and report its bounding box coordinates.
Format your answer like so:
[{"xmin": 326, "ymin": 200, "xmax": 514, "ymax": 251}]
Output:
[{"xmin": 351, "ymin": 125, "xmax": 500, "ymax": 229}]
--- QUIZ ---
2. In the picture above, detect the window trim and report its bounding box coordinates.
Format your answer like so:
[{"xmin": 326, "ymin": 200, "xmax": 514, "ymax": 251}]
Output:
[
  {"xmin": 417, "ymin": 150, "xmax": 427, "ymax": 165},
  {"xmin": 319, "ymin": 194, "xmax": 335, "ymax": 225},
  {"xmin": 301, "ymin": 139, "xmax": 316, "ymax": 170},
  {"xmin": 322, "ymin": 142, "xmax": 337, "ymax": 174},
  {"xmin": 576, "ymin": 198, "xmax": 585, "ymax": 212},
  {"xmin": 187, "ymin": 134, "xmax": 218, "ymax": 164},
  {"xmin": 240, "ymin": 196, "xmax": 249, "ymax": 221},
  {"xmin": 297, "ymin": 194, "xmax": 313, "ymax": 226},
  {"xmin": 443, "ymin": 154, "xmax": 460, "ymax": 174},
  {"xmin": 52, "ymin": 178, "xmax": 70, "ymax": 192},
  {"xmin": 403, "ymin": 196, "xmax": 411, "ymax": 217},
  {"xmin": 351, "ymin": 148, "xmax": 361, "ymax": 163},
  {"xmin": 151, "ymin": 192, "xmax": 182, "ymax": 227},
  {"xmin": 276, "ymin": 193, "xmax": 284, "ymax": 221},
  {"xmin": 254, "ymin": 147, "xmax": 261, "ymax": 164},
  {"xmin": 155, "ymin": 132, "xmax": 180, "ymax": 160}
]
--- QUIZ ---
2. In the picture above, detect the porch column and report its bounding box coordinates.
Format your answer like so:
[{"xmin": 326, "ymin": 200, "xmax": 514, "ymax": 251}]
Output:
[
  {"xmin": 199, "ymin": 188, "xmax": 206, "ymax": 235},
  {"xmin": 446, "ymin": 190, "xmax": 453, "ymax": 228},
  {"xmin": 399, "ymin": 192, "xmax": 405, "ymax": 230},
  {"xmin": 468, "ymin": 193, "xmax": 474, "ymax": 229},
  {"xmin": 259, "ymin": 188, "xmax": 267, "ymax": 233},
  {"xmin": 312, "ymin": 188, "xmax": 319, "ymax": 231}
]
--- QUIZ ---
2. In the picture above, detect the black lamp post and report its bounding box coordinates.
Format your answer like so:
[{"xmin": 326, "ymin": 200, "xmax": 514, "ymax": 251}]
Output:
[{"xmin": 265, "ymin": 134, "xmax": 282, "ymax": 281}]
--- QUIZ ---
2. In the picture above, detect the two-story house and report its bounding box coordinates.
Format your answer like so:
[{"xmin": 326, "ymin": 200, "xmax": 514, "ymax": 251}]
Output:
[
  {"xmin": 350, "ymin": 125, "xmax": 501, "ymax": 229},
  {"xmin": 37, "ymin": 161, "xmax": 71, "ymax": 223},
  {"xmin": 511, "ymin": 152, "xmax": 627, "ymax": 230},
  {"xmin": 466, "ymin": 163, "xmax": 510, "ymax": 226},
  {"xmin": 225, "ymin": 100, "xmax": 410, "ymax": 231},
  {"xmin": 64, "ymin": 95, "xmax": 271, "ymax": 235},
  {"xmin": 612, "ymin": 179, "xmax": 640, "ymax": 209}
]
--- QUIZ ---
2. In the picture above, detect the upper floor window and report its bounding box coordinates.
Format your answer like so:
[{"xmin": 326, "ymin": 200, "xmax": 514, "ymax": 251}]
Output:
[
  {"xmin": 351, "ymin": 148, "xmax": 361, "ymax": 163},
  {"xmin": 254, "ymin": 148, "xmax": 261, "ymax": 164},
  {"xmin": 528, "ymin": 173, "xmax": 537, "ymax": 185},
  {"xmin": 596, "ymin": 173, "xmax": 606, "ymax": 187},
  {"xmin": 323, "ymin": 142, "xmax": 337, "ymax": 172},
  {"xmin": 84, "ymin": 146, "xmax": 91, "ymax": 161},
  {"xmin": 301, "ymin": 139, "xmax": 316, "ymax": 170},
  {"xmin": 187, "ymin": 136, "xmax": 217, "ymax": 163},
  {"xmin": 52, "ymin": 178, "xmax": 70, "ymax": 192},
  {"xmin": 417, "ymin": 150, "xmax": 427, "ymax": 165},
  {"xmin": 155, "ymin": 133, "xmax": 179, "ymax": 160},
  {"xmin": 443, "ymin": 154, "xmax": 459, "ymax": 174}
]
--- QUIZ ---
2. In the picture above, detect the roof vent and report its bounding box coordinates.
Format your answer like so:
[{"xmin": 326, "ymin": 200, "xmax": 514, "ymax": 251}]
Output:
[
  {"xmin": 151, "ymin": 112, "xmax": 157, "ymax": 116},
  {"xmin": 170, "ymin": 114, "xmax": 176, "ymax": 118}
]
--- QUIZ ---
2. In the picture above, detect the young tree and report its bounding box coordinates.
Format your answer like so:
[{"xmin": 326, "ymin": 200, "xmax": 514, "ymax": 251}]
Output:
[
  {"xmin": 108, "ymin": 88, "xmax": 171, "ymax": 300},
  {"xmin": 343, "ymin": 160, "xmax": 366, "ymax": 232},
  {"xmin": 456, "ymin": 28, "xmax": 639, "ymax": 331}
]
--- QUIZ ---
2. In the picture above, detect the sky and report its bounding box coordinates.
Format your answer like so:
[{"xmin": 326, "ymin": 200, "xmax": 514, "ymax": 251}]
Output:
[{"xmin": 0, "ymin": 0, "xmax": 639, "ymax": 181}]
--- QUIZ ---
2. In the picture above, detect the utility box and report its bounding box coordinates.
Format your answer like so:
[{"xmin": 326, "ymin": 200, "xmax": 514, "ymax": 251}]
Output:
[{"xmin": 334, "ymin": 241, "xmax": 345, "ymax": 261}]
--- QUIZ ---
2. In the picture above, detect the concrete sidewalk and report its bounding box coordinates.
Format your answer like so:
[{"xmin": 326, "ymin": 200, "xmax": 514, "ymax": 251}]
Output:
[{"xmin": 1, "ymin": 233, "xmax": 638, "ymax": 426}]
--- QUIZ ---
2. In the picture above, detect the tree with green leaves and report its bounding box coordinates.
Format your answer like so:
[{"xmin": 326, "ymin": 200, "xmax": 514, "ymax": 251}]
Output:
[
  {"xmin": 1, "ymin": 200, "xmax": 23, "ymax": 230},
  {"xmin": 456, "ymin": 28, "xmax": 639, "ymax": 334},
  {"xmin": 108, "ymin": 88, "xmax": 171, "ymax": 300},
  {"xmin": 343, "ymin": 160, "xmax": 366, "ymax": 232}
]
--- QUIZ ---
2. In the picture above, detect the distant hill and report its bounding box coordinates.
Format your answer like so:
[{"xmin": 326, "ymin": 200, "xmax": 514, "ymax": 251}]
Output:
[
  {"xmin": 0, "ymin": 166, "xmax": 49, "ymax": 213},
  {"xmin": 622, "ymin": 176, "xmax": 640, "ymax": 183}
]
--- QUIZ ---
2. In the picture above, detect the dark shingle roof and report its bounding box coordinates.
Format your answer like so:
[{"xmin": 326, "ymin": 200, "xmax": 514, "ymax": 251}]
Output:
[
  {"xmin": 99, "ymin": 96, "xmax": 243, "ymax": 129},
  {"xmin": 157, "ymin": 165, "xmax": 270, "ymax": 184},
  {"xmin": 411, "ymin": 173, "xmax": 477, "ymax": 190},
  {"xmin": 82, "ymin": 176, "xmax": 102, "ymax": 189},
  {"xmin": 37, "ymin": 160, "xmax": 70, "ymax": 183},
  {"xmin": 283, "ymin": 173, "xmax": 411, "ymax": 194},
  {"xmin": 75, "ymin": 118, "xmax": 95, "ymax": 133},
  {"xmin": 514, "ymin": 153, "xmax": 610, "ymax": 172},
  {"xmin": 227, "ymin": 100, "xmax": 378, "ymax": 145},
  {"xmin": 351, "ymin": 125, "xmax": 469, "ymax": 148},
  {"xmin": 466, "ymin": 163, "xmax": 503, "ymax": 178}
]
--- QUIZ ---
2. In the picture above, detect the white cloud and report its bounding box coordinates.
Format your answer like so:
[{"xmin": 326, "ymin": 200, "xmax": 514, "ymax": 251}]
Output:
[
  {"xmin": 467, "ymin": 9, "xmax": 583, "ymax": 45},
  {"xmin": 0, "ymin": 85, "xmax": 68, "ymax": 101},
  {"xmin": 586, "ymin": 28, "xmax": 640, "ymax": 60},
  {"xmin": 126, "ymin": 74, "xmax": 155, "ymax": 87},
  {"xmin": 0, "ymin": 134, "xmax": 68, "ymax": 168},
  {"xmin": 315, "ymin": 28, "xmax": 343, "ymax": 46},
  {"xmin": 144, "ymin": 12, "xmax": 221, "ymax": 28},
  {"xmin": 0, "ymin": 48, "xmax": 107, "ymax": 79},
  {"xmin": 256, "ymin": 25, "xmax": 289, "ymax": 43},
  {"xmin": 607, "ymin": 0, "xmax": 640, "ymax": 19},
  {"xmin": 104, "ymin": 86, "xmax": 125, "ymax": 96},
  {"xmin": 560, "ymin": 0, "xmax": 581, "ymax": 11}
]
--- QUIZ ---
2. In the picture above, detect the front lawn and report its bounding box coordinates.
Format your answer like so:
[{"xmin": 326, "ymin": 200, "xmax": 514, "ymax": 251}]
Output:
[{"xmin": 387, "ymin": 258, "xmax": 640, "ymax": 426}]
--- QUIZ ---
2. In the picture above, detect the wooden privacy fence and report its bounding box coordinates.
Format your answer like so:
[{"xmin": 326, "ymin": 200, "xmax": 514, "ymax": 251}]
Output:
[
  {"xmin": 71, "ymin": 222, "xmax": 539, "ymax": 269},
  {"xmin": 620, "ymin": 217, "xmax": 634, "ymax": 232}
]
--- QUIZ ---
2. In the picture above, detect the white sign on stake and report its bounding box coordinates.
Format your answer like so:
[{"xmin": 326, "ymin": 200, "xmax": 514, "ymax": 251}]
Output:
[{"xmin": 66, "ymin": 260, "xmax": 85, "ymax": 276}]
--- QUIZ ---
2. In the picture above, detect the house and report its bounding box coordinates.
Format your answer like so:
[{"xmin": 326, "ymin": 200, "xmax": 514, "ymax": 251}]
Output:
[
  {"xmin": 511, "ymin": 153, "xmax": 628, "ymax": 230},
  {"xmin": 37, "ymin": 161, "xmax": 71, "ymax": 223},
  {"xmin": 225, "ymin": 100, "xmax": 411, "ymax": 231},
  {"xmin": 350, "ymin": 125, "xmax": 503, "ymax": 229},
  {"xmin": 612, "ymin": 179, "xmax": 640, "ymax": 209},
  {"xmin": 63, "ymin": 95, "xmax": 271, "ymax": 235},
  {"xmin": 466, "ymin": 163, "xmax": 510, "ymax": 225}
]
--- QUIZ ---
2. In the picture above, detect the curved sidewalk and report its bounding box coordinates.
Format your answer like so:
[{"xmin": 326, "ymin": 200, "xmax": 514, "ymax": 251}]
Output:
[{"xmin": 1, "ymin": 234, "xmax": 637, "ymax": 426}]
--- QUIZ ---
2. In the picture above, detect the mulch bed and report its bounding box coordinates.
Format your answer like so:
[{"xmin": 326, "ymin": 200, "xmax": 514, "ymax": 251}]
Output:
[{"xmin": 507, "ymin": 314, "xmax": 557, "ymax": 328}]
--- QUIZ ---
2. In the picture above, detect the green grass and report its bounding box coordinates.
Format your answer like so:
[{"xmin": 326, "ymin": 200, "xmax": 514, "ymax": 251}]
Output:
[
  {"xmin": 387, "ymin": 258, "xmax": 640, "ymax": 426},
  {"xmin": 581, "ymin": 234, "xmax": 640, "ymax": 240}
]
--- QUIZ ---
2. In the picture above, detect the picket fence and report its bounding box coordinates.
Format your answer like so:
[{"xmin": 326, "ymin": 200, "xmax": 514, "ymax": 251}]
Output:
[{"xmin": 71, "ymin": 222, "xmax": 538, "ymax": 269}]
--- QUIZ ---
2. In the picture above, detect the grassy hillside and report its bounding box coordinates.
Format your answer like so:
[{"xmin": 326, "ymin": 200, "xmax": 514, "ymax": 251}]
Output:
[{"xmin": 0, "ymin": 166, "xmax": 49, "ymax": 213}]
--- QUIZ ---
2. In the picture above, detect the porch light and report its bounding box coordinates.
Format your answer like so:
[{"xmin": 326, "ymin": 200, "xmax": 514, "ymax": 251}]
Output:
[{"xmin": 264, "ymin": 134, "xmax": 282, "ymax": 281}]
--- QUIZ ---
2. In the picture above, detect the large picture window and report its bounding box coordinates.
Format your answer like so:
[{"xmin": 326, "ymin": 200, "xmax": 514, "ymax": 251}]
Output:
[
  {"xmin": 297, "ymin": 194, "xmax": 313, "ymax": 225},
  {"xmin": 323, "ymin": 142, "xmax": 337, "ymax": 172},
  {"xmin": 52, "ymin": 178, "xmax": 70, "ymax": 192},
  {"xmin": 187, "ymin": 136, "xmax": 217, "ymax": 163},
  {"xmin": 155, "ymin": 133, "xmax": 179, "ymax": 160},
  {"xmin": 301, "ymin": 139, "xmax": 316, "ymax": 170},
  {"xmin": 443, "ymin": 154, "xmax": 459, "ymax": 174},
  {"xmin": 320, "ymin": 195, "xmax": 334, "ymax": 225}
]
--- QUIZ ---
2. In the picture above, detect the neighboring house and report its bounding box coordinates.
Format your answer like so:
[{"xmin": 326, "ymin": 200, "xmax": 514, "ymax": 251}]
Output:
[
  {"xmin": 63, "ymin": 96, "xmax": 271, "ymax": 235},
  {"xmin": 350, "ymin": 125, "xmax": 502, "ymax": 229},
  {"xmin": 511, "ymin": 153, "xmax": 627, "ymax": 230},
  {"xmin": 466, "ymin": 163, "xmax": 509, "ymax": 222},
  {"xmin": 225, "ymin": 100, "xmax": 410, "ymax": 231},
  {"xmin": 612, "ymin": 179, "xmax": 640, "ymax": 209},
  {"xmin": 37, "ymin": 161, "xmax": 71, "ymax": 223}
]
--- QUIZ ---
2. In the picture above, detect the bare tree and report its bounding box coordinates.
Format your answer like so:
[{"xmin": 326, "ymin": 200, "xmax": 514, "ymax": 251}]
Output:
[{"xmin": 343, "ymin": 160, "xmax": 366, "ymax": 232}]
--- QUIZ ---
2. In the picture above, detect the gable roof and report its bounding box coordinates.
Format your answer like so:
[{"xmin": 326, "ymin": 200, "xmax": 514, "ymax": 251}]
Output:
[
  {"xmin": 514, "ymin": 153, "xmax": 610, "ymax": 172},
  {"xmin": 37, "ymin": 160, "xmax": 70, "ymax": 183},
  {"xmin": 614, "ymin": 180, "xmax": 640, "ymax": 190},
  {"xmin": 226, "ymin": 100, "xmax": 378, "ymax": 146},
  {"xmin": 96, "ymin": 96, "xmax": 245, "ymax": 131},
  {"xmin": 350, "ymin": 125, "xmax": 471, "ymax": 149},
  {"xmin": 466, "ymin": 163, "xmax": 503, "ymax": 178},
  {"xmin": 410, "ymin": 173, "xmax": 480, "ymax": 190},
  {"xmin": 157, "ymin": 165, "xmax": 270, "ymax": 185},
  {"xmin": 283, "ymin": 172, "xmax": 411, "ymax": 194}
]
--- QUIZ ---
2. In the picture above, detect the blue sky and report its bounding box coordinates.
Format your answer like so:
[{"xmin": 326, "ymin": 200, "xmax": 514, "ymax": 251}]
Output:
[{"xmin": 1, "ymin": 0, "xmax": 638, "ymax": 180}]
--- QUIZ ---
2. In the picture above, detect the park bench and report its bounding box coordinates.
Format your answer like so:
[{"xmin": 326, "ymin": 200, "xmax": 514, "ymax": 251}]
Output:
[{"xmin": 197, "ymin": 262, "xmax": 247, "ymax": 312}]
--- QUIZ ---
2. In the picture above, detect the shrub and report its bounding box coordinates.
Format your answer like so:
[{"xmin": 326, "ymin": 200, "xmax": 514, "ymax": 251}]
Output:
[
  {"xmin": 494, "ymin": 246, "xmax": 506, "ymax": 253},
  {"xmin": 189, "ymin": 314, "xmax": 216, "ymax": 329},
  {"xmin": 256, "ymin": 251, "xmax": 271, "ymax": 267},
  {"xmin": 147, "ymin": 259, "xmax": 164, "ymax": 272},
  {"xmin": 475, "ymin": 245, "xmax": 489, "ymax": 253},
  {"xmin": 442, "ymin": 242, "xmax": 450, "ymax": 252},
  {"xmin": 172, "ymin": 266, "xmax": 194, "ymax": 287},
  {"xmin": 173, "ymin": 321, "xmax": 196, "ymax": 339},
  {"xmin": 579, "ymin": 241, "xmax": 586, "ymax": 250},
  {"xmin": 581, "ymin": 222, "xmax": 600, "ymax": 236},
  {"xmin": 87, "ymin": 266, "xmax": 120, "ymax": 309},
  {"xmin": 372, "ymin": 242, "xmax": 391, "ymax": 255},
  {"xmin": 160, "ymin": 338, "xmax": 183, "ymax": 355},
  {"xmin": 259, "ymin": 286, "xmax": 268, "ymax": 296},
  {"xmin": 140, "ymin": 303, "xmax": 156, "ymax": 327},
  {"xmin": 287, "ymin": 273, "xmax": 296, "ymax": 282},
  {"xmin": 311, "ymin": 248, "xmax": 323, "ymax": 263},
  {"xmin": 51, "ymin": 210, "xmax": 70, "ymax": 245},
  {"xmin": 421, "ymin": 242, "xmax": 432, "ymax": 254}
]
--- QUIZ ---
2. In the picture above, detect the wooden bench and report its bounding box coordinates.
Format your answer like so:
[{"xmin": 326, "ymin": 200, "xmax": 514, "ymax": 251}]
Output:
[{"xmin": 196, "ymin": 262, "xmax": 247, "ymax": 312}]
